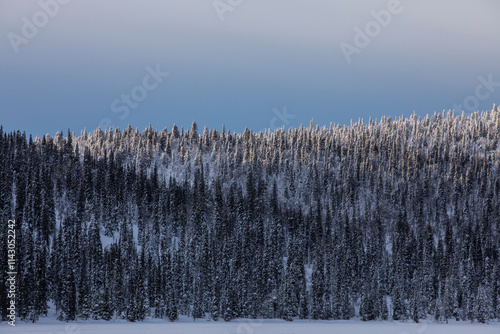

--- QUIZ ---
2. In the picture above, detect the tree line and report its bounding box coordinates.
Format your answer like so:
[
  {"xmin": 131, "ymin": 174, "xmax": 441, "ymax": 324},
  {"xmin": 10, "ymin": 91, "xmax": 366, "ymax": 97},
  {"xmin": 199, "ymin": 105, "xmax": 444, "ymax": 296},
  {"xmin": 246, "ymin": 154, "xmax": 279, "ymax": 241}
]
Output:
[{"xmin": 0, "ymin": 107, "xmax": 499, "ymax": 323}]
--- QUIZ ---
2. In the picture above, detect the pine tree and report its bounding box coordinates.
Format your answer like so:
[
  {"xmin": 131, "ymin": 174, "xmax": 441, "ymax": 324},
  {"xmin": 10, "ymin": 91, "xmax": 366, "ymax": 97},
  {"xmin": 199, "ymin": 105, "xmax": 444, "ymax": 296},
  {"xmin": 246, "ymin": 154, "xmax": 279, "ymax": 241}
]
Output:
[
  {"xmin": 99, "ymin": 287, "xmax": 114, "ymax": 321},
  {"xmin": 224, "ymin": 286, "xmax": 239, "ymax": 322},
  {"xmin": 475, "ymin": 285, "xmax": 490, "ymax": 323},
  {"xmin": 165, "ymin": 252, "xmax": 178, "ymax": 322},
  {"xmin": 392, "ymin": 286, "xmax": 406, "ymax": 321}
]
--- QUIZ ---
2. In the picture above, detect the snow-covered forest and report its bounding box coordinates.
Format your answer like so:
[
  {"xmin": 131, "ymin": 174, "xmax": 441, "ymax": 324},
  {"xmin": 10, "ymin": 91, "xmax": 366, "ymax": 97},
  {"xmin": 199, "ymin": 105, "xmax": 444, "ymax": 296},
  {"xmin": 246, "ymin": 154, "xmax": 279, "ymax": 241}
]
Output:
[{"xmin": 1, "ymin": 107, "xmax": 499, "ymax": 323}]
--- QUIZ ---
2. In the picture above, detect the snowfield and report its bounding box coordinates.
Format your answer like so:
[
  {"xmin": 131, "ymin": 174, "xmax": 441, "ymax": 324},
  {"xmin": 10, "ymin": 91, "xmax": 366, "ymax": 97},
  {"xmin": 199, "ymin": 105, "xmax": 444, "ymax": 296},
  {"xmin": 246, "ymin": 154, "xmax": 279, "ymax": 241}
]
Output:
[{"xmin": 3, "ymin": 318, "xmax": 499, "ymax": 334}]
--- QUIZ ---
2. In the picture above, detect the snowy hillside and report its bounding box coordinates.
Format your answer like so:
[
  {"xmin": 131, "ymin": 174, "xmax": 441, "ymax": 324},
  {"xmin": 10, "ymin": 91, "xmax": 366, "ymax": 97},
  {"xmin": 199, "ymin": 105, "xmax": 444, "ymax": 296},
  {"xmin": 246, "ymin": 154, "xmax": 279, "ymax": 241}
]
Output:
[{"xmin": 0, "ymin": 107, "xmax": 499, "ymax": 325}]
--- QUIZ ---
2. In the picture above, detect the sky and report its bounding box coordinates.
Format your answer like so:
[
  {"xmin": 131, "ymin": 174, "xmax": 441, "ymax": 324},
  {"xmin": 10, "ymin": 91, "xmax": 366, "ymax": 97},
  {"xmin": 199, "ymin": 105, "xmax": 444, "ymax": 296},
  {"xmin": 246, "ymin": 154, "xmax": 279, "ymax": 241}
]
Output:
[{"xmin": 1, "ymin": 0, "xmax": 500, "ymax": 137}]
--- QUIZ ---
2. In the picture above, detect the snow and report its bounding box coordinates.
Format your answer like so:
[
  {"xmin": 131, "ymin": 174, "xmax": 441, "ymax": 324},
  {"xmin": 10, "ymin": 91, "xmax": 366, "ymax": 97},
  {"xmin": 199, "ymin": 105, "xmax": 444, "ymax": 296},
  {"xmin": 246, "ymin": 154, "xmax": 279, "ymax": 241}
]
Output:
[
  {"xmin": 100, "ymin": 230, "xmax": 117, "ymax": 249},
  {"xmin": 171, "ymin": 236, "xmax": 180, "ymax": 251},
  {"xmin": 4, "ymin": 318, "xmax": 499, "ymax": 334},
  {"xmin": 304, "ymin": 264, "xmax": 313, "ymax": 292}
]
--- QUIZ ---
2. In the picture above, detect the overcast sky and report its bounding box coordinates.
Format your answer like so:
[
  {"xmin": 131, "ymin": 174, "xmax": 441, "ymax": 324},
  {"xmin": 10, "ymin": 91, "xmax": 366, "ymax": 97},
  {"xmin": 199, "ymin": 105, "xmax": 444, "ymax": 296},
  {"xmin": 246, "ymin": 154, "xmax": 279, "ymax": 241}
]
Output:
[{"xmin": 1, "ymin": 0, "xmax": 499, "ymax": 137}]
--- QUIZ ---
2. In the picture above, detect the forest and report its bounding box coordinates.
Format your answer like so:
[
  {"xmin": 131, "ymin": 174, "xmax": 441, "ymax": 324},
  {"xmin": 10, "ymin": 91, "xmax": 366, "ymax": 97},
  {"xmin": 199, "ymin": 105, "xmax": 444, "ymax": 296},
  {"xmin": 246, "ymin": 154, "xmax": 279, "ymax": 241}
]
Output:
[{"xmin": 0, "ymin": 107, "xmax": 499, "ymax": 323}]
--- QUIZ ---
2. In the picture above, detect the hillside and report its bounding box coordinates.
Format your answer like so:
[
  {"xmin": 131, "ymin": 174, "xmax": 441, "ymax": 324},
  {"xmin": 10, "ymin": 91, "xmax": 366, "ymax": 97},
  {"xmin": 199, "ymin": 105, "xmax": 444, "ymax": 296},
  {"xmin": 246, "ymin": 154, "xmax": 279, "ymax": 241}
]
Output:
[{"xmin": 0, "ymin": 107, "xmax": 499, "ymax": 323}]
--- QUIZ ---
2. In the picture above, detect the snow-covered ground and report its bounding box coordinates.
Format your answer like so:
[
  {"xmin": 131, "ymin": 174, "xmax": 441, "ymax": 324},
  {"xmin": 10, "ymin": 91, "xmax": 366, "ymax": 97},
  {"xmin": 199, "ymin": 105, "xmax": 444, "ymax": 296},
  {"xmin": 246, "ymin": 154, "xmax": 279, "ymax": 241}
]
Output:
[{"xmin": 2, "ymin": 318, "xmax": 499, "ymax": 334}]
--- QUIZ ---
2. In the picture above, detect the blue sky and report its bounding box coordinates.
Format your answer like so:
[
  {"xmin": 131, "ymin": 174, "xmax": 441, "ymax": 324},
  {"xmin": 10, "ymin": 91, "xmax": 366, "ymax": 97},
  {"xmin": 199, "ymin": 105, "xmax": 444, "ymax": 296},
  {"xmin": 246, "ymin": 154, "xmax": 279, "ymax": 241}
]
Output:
[{"xmin": 1, "ymin": 0, "xmax": 499, "ymax": 137}]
